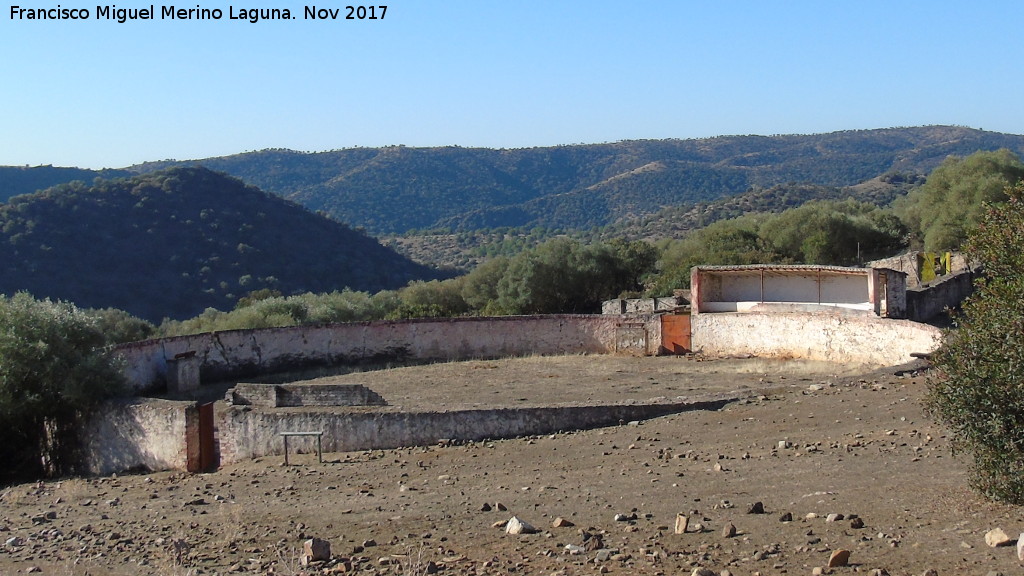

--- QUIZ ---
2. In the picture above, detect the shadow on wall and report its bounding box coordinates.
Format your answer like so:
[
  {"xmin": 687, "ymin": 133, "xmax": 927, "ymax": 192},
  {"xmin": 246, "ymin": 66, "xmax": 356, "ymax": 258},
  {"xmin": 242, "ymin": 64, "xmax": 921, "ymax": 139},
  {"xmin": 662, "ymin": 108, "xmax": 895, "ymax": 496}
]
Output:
[
  {"xmin": 215, "ymin": 397, "xmax": 739, "ymax": 464},
  {"xmin": 82, "ymin": 398, "xmax": 197, "ymax": 476},
  {"xmin": 115, "ymin": 315, "xmax": 656, "ymax": 394}
]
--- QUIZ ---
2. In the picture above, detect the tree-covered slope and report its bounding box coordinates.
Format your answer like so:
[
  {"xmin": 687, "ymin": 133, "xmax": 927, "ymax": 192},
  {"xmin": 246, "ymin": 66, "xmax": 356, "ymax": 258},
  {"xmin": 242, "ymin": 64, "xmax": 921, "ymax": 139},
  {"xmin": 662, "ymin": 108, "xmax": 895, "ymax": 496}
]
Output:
[
  {"xmin": 603, "ymin": 172, "xmax": 926, "ymax": 242},
  {"xmin": 0, "ymin": 165, "xmax": 132, "ymax": 202},
  {"xmin": 0, "ymin": 167, "xmax": 442, "ymax": 321},
  {"xmin": 130, "ymin": 126, "xmax": 1024, "ymax": 234}
]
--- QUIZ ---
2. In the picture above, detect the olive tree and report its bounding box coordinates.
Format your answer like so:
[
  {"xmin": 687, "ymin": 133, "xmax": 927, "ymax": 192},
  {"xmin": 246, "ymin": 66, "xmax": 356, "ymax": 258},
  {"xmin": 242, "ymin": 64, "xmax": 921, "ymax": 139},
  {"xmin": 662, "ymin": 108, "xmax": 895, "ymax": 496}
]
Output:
[
  {"xmin": 926, "ymin": 181, "xmax": 1024, "ymax": 502},
  {"xmin": 0, "ymin": 293, "xmax": 125, "ymax": 483},
  {"xmin": 897, "ymin": 149, "xmax": 1024, "ymax": 251}
]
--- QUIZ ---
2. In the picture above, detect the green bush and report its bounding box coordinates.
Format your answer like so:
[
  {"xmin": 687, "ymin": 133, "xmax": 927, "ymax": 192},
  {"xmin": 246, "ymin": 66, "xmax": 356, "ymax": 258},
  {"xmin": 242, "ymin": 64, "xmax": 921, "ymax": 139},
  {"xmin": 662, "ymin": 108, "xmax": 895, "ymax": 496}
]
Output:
[
  {"xmin": 896, "ymin": 149, "xmax": 1024, "ymax": 251},
  {"xmin": 926, "ymin": 181, "xmax": 1024, "ymax": 502},
  {"xmin": 84, "ymin": 307, "xmax": 157, "ymax": 344},
  {"xmin": 0, "ymin": 293, "xmax": 126, "ymax": 484},
  {"xmin": 495, "ymin": 238, "xmax": 657, "ymax": 314},
  {"xmin": 159, "ymin": 289, "xmax": 403, "ymax": 336}
]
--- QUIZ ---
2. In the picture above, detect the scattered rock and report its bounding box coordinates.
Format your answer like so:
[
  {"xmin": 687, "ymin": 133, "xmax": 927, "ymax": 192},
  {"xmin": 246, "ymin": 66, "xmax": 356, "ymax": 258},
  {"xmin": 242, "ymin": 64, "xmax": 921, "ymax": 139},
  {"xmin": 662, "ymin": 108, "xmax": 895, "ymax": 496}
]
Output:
[
  {"xmin": 869, "ymin": 569, "xmax": 890, "ymax": 576},
  {"xmin": 551, "ymin": 517, "xmax": 574, "ymax": 528},
  {"xmin": 721, "ymin": 523, "xmax": 736, "ymax": 538},
  {"xmin": 850, "ymin": 517, "xmax": 865, "ymax": 529},
  {"xmin": 921, "ymin": 570, "xmax": 938, "ymax": 576},
  {"xmin": 828, "ymin": 549, "xmax": 851, "ymax": 568},
  {"xmin": 985, "ymin": 527, "xmax": 1014, "ymax": 547},
  {"xmin": 674, "ymin": 514, "xmax": 689, "ymax": 534},
  {"xmin": 362, "ymin": 539, "xmax": 377, "ymax": 548},
  {"xmin": 564, "ymin": 544, "xmax": 585, "ymax": 555},
  {"xmin": 583, "ymin": 532, "xmax": 605, "ymax": 552},
  {"xmin": 690, "ymin": 568, "xmax": 717, "ymax": 576},
  {"xmin": 301, "ymin": 537, "xmax": 331, "ymax": 566},
  {"xmin": 778, "ymin": 511, "xmax": 793, "ymax": 522},
  {"xmin": 825, "ymin": 513, "xmax": 844, "ymax": 522},
  {"xmin": 1018, "ymin": 533, "xmax": 1024, "ymax": 561},
  {"xmin": 480, "ymin": 502, "xmax": 492, "ymax": 512},
  {"xmin": 505, "ymin": 516, "xmax": 537, "ymax": 535},
  {"xmin": 747, "ymin": 501, "xmax": 765, "ymax": 514}
]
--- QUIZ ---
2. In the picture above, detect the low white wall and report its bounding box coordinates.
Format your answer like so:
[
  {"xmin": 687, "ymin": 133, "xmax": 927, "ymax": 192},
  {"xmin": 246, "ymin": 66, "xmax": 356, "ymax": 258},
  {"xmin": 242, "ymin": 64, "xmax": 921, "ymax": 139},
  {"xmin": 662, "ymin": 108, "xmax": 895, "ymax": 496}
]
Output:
[
  {"xmin": 81, "ymin": 399, "xmax": 197, "ymax": 476},
  {"xmin": 115, "ymin": 315, "xmax": 659, "ymax": 393},
  {"xmin": 690, "ymin": 312, "xmax": 941, "ymax": 366},
  {"xmin": 216, "ymin": 398, "xmax": 733, "ymax": 465}
]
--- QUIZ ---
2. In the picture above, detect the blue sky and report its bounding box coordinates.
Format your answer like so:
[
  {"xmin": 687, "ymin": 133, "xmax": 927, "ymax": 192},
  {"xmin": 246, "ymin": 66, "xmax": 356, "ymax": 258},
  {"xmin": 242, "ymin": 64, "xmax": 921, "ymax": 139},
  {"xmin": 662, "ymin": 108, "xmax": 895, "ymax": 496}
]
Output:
[{"xmin": 3, "ymin": 1, "xmax": 1023, "ymax": 168}]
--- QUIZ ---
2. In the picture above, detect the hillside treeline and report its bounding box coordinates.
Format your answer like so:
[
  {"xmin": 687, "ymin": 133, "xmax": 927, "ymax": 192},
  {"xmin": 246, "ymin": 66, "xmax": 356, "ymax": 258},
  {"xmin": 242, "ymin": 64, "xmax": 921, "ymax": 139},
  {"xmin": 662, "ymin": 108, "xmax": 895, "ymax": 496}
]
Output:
[
  {"xmin": 159, "ymin": 237, "xmax": 657, "ymax": 336},
  {"xmin": 132, "ymin": 126, "xmax": 1024, "ymax": 235},
  {"xmin": 149, "ymin": 149, "xmax": 1024, "ymax": 337},
  {"xmin": 0, "ymin": 167, "xmax": 442, "ymax": 321},
  {"xmin": 158, "ymin": 201, "xmax": 903, "ymax": 335},
  {"xmin": 5, "ymin": 149, "xmax": 1023, "ymax": 341}
]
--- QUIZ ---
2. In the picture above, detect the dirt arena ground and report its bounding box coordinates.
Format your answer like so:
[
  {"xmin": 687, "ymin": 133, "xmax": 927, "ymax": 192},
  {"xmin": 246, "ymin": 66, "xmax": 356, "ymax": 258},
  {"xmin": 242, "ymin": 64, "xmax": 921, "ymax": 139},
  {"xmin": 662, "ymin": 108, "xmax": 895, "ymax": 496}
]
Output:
[{"xmin": 2, "ymin": 354, "xmax": 1022, "ymax": 576}]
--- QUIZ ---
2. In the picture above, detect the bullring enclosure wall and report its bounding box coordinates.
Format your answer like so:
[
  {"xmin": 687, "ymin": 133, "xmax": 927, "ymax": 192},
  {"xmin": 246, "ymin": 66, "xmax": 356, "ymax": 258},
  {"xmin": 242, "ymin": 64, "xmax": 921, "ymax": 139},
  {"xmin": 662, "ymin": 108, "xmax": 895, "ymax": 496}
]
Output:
[
  {"xmin": 114, "ymin": 313, "xmax": 941, "ymax": 393},
  {"xmin": 91, "ymin": 313, "xmax": 942, "ymax": 476},
  {"xmin": 115, "ymin": 315, "xmax": 663, "ymax": 393},
  {"xmin": 689, "ymin": 313, "xmax": 940, "ymax": 366}
]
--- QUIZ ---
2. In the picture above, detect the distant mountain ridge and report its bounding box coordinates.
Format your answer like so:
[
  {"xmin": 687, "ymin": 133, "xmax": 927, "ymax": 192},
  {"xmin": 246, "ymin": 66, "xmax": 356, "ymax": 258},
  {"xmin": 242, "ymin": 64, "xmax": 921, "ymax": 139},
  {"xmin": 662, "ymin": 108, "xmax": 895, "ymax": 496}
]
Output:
[
  {"xmin": 125, "ymin": 126, "xmax": 1024, "ymax": 234},
  {"xmin": 0, "ymin": 167, "xmax": 442, "ymax": 321}
]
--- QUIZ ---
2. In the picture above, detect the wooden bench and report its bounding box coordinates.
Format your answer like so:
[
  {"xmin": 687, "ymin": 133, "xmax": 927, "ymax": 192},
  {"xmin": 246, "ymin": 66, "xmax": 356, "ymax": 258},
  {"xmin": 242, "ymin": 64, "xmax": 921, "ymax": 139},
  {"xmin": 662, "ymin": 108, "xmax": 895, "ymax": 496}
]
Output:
[{"xmin": 280, "ymin": 431, "xmax": 323, "ymax": 465}]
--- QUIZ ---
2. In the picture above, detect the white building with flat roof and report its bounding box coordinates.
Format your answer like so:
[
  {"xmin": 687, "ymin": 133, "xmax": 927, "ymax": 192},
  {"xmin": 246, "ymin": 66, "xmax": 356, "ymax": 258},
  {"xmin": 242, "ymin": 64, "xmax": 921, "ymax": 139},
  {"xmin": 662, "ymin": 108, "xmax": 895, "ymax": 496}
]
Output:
[{"xmin": 690, "ymin": 264, "xmax": 907, "ymax": 319}]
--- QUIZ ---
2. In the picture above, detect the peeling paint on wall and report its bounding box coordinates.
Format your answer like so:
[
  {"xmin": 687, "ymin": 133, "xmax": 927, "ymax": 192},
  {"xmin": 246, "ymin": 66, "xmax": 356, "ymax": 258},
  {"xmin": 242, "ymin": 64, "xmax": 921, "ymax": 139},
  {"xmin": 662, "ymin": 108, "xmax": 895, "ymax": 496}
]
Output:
[{"xmin": 114, "ymin": 315, "xmax": 660, "ymax": 394}]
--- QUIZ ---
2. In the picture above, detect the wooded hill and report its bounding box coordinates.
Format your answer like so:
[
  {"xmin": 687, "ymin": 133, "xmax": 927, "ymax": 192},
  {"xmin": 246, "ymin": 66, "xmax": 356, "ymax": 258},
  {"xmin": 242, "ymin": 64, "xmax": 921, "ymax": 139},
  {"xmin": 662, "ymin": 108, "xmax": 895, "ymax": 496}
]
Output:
[
  {"xmin": 604, "ymin": 172, "xmax": 926, "ymax": 242},
  {"xmin": 128, "ymin": 126, "xmax": 1024, "ymax": 235},
  {"xmin": 0, "ymin": 165, "xmax": 132, "ymax": 203},
  {"xmin": 0, "ymin": 167, "xmax": 442, "ymax": 321},
  {"xmin": 386, "ymin": 174, "xmax": 925, "ymax": 270},
  {"xmin": 4, "ymin": 126, "xmax": 1024, "ymax": 287}
]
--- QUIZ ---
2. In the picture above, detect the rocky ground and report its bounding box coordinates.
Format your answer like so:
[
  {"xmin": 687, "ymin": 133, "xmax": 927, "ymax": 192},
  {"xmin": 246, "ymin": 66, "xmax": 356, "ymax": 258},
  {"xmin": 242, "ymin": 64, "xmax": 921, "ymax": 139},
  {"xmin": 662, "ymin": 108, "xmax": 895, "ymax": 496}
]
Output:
[{"xmin": 2, "ymin": 355, "xmax": 1023, "ymax": 576}]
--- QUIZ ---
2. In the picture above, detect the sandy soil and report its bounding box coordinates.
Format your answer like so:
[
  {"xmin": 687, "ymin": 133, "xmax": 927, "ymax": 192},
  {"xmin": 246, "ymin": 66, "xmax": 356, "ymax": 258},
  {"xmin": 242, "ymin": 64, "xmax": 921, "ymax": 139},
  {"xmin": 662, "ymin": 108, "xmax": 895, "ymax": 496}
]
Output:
[{"xmin": 2, "ymin": 355, "xmax": 1022, "ymax": 576}]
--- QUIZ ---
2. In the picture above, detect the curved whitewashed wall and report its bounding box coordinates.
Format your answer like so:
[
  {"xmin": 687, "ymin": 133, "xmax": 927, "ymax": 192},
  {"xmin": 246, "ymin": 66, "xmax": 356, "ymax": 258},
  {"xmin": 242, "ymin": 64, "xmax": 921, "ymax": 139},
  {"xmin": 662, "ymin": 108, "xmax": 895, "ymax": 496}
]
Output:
[
  {"xmin": 690, "ymin": 312, "xmax": 941, "ymax": 366},
  {"xmin": 115, "ymin": 312, "xmax": 941, "ymax": 394},
  {"xmin": 116, "ymin": 315, "xmax": 660, "ymax": 393},
  {"xmin": 90, "ymin": 312, "xmax": 943, "ymax": 475}
]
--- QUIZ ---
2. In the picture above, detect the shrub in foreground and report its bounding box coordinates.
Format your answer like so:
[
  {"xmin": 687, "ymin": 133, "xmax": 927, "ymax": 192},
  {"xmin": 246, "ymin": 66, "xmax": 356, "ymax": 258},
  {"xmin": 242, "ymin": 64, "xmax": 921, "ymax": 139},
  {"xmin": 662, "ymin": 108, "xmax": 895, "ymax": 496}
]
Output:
[
  {"xmin": 0, "ymin": 293, "xmax": 125, "ymax": 484},
  {"xmin": 926, "ymin": 182, "xmax": 1024, "ymax": 503}
]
